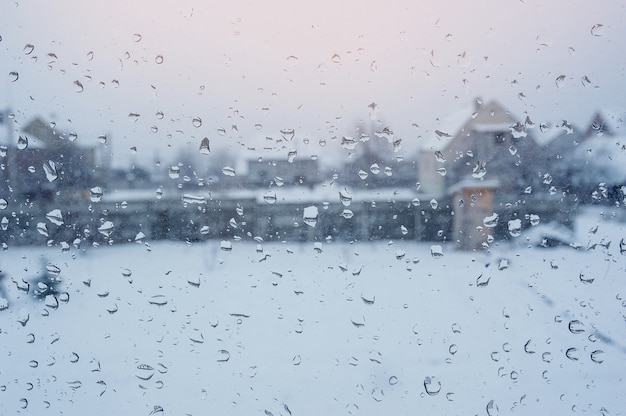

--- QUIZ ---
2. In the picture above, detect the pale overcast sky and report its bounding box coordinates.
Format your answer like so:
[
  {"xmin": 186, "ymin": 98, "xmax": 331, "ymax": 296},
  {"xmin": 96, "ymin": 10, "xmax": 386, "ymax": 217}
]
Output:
[{"xmin": 1, "ymin": 0, "xmax": 625, "ymax": 167}]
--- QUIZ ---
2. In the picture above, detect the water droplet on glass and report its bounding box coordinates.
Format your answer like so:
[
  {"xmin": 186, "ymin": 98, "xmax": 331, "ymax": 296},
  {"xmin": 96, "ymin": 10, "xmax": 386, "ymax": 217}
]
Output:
[
  {"xmin": 98, "ymin": 135, "xmax": 107, "ymax": 144},
  {"xmin": 0, "ymin": 216, "xmax": 8, "ymax": 231},
  {"xmin": 199, "ymin": 137, "xmax": 211, "ymax": 155},
  {"xmin": 23, "ymin": 44, "xmax": 35, "ymax": 54},
  {"xmin": 17, "ymin": 135, "xmax": 28, "ymax": 150},
  {"xmin": 90, "ymin": 187, "xmax": 103, "ymax": 202},
  {"xmin": 303, "ymin": 206, "xmax": 318, "ymax": 227},
  {"xmin": 400, "ymin": 225, "xmax": 408, "ymax": 235},
  {"xmin": 529, "ymin": 214, "xmax": 540, "ymax": 226},
  {"xmin": 220, "ymin": 240, "xmax": 233, "ymax": 251},
  {"xmin": 566, "ymin": 347, "xmax": 579, "ymax": 361},
  {"xmin": 217, "ymin": 349, "xmax": 230, "ymax": 362},
  {"xmin": 330, "ymin": 53, "xmax": 341, "ymax": 63},
  {"xmin": 429, "ymin": 199, "xmax": 438, "ymax": 209},
  {"xmin": 370, "ymin": 163, "xmax": 381, "ymax": 174},
  {"xmin": 590, "ymin": 350, "xmax": 605, "ymax": 363},
  {"xmin": 263, "ymin": 191, "xmax": 277, "ymax": 205},
  {"xmin": 0, "ymin": 199, "xmax": 7, "ymax": 210},
  {"xmin": 384, "ymin": 166, "xmax": 393, "ymax": 176},
  {"xmin": 280, "ymin": 128, "xmax": 295, "ymax": 141},
  {"xmin": 436, "ymin": 167, "xmax": 447, "ymax": 176},
  {"xmin": 472, "ymin": 161, "xmax": 486, "ymax": 178},
  {"xmin": 358, "ymin": 170, "xmax": 369, "ymax": 180},
  {"xmin": 430, "ymin": 245, "xmax": 443, "ymax": 258},
  {"xmin": 155, "ymin": 55, "xmax": 164, "ymax": 64},
  {"xmin": 508, "ymin": 219, "xmax": 522, "ymax": 237},
  {"xmin": 168, "ymin": 166, "xmax": 180, "ymax": 179},
  {"xmin": 590, "ymin": 23, "xmax": 605, "ymax": 36},
  {"xmin": 42, "ymin": 160, "xmax": 59, "ymax": 182},
  {"xmin": 483, "ymin": 213, "xmax": 499, "ymax": 228},
  {"xmin": 486, "ymin": 399, "xmax": 499, "ymax": 416},
  {"xmin": 149, "ymin": 295, "xmax": 168, "ymax": 306},
  {"xmin": 423, "ymin": 376, "xmax": 441, "ymax": 396},
  {"xmin": 98, "ymin": 221, "xmax": 114, "ymax": 237},
  {"xmin": 341, "ymin": 209, "xmax": 354, "ymax": 219},
  {"xmin": 46, "ymin": 209, "xmax": 64, "ymax": 226},
  {"xmin": 339, "ymin": 188, "xmax": 352, "ymax": 206},
  {"xmin": 568, "ymin": 320, "xmax": 585, "ymax": 334},
  {"xmin": 222, "ymin": 166, "xmax": 236, "ymax": 176},
  {"xmin": 287, "ymin": 150, "xmax": 297, "ymax": 163},
  {"xmin": 192, "ymin": 117, "xmax": 202, "ymax": 128}
]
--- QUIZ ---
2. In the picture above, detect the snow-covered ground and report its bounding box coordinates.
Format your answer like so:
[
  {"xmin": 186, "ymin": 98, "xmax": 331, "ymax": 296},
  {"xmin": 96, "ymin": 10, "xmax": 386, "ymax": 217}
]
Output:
[{"xmin": 1, "ymin": 208, "xmax": 625, "ymax": 415}]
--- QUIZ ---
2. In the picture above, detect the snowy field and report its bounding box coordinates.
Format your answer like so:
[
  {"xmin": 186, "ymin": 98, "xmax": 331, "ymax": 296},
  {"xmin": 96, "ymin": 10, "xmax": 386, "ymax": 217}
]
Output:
[{"xmin": 1, "ymin": 208, "xmax": 625, "ymax": 416}]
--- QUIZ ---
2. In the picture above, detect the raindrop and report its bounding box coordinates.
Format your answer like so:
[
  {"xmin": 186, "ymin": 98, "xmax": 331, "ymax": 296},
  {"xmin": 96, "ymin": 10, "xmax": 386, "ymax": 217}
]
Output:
[
  {"xmin": 17, "ymin": 135, "xmax": 28, "ymax": 150},
  {"xmin": 46, "ymin": 209, "xmax": 64, "ymax": 226},
  {"xmin": 339, "ymin": 188, "xmax": 352, "ymax": 206},
  {"xmin": 430, "ymin": 245, "xmax": 443, "ymax": 258},
  {"xmin": 384, "ymin": 166, "xmax": 393, "ymax": 176},
  {"xmin": 263, "ymin": 191, "xmax": 277, "ymax": 204},
  {"xmin": 133, "ymin": 33, "xmax": 142, "ymax": 42},
  {"xmin": 331, "ymin": 53, "xmax": 341, "ymax": 63},
  {"xmin": 579, "ymin": 274, "xmax": 594, "ymax": 284},
  {"xmin": 388, "ymin": 376, "xmax": 398, "ymax": 385},
  {"xmin": 358, "ymin": 170, "xmax": 368, "ymax": 180},
  {"xmin": 216, "ymin": 349, "xmax": 230, "ymax": 362},
  {"xmin": 149, "ymin": 295, "xmax": 168, "ymax": 306},
  {"xmin": 199, "ymin": 137, "xmax": 211, "ymax": 155},
  {"xmin": 156, "ymin": 111, "xmax": 164, "ymax": 119},
  {"xmin": 69, "ymin": 132, "xmax": 78, "ymax": 142},
  {"xmin": 508, "ymin": 219, "xmax": 522, "ymax": 237},
  {"xmin": 429, "ymin": 199, "xmax": 438, "ymax": 209},
  {"xmin": 341, "ymin": 209, "xmax": 354, "ymax": 219},
  {"xmin": 370, "ymin": 163, "xmax": 381, "ymax": 174},
  {"xmin": 9, "ymin": 71, "xmax": 18, "ymax": 82},
  {"xmin": 483, "ymin": 213, "xmax": 499, "ymax": 228},
  {"xmin": 555, "ymin": 75, "xmax": 566, "ymax": 88},
  {"xmin": 590, "ymin": 23, "xmax": 605, "ymax": 36},
  {"xmin": 476, "ymin": 274, "xmax": 490, "ymax": 287},
  {"xmin": 529, "ymin": 214, "xmax": 540, "ymax": 225},
  {"xmin": 472, "ymin": 161, "xmax": 487, "ymax": 178},
  {"xmin": 74, "ymin": 80, "xmax": 84, "ymax": 92},
  {"xmin": 436, "ymin": 167, "xmax": 447, "ymax": 176},
  {"xmin": 435, "ymin": 151, "xmax": 446, "ymax": 162},
  {"xmin": 486, "ymin": 399, "xmax": 499, "ymax": 416},
  {"xmin": 280, "ymin": 128, "xmax": 295, "ymax": 141},
  {"xmin": 303, "ymin": 206, "xmax": 318, "ymax": 227},
  {"xmin": 98, "ymin": 221, "xmax": 114, "ymax": 237},
  {"xmin": 568, "ymin": 320, "xmax": 585, "ymax": 334},
  {"xmin": 24, "ymin": 44, "xmax": 34, "ymax": 54},
  {"xmin": 192, "ymin": 117, "xmax": 202, "ymax": 128},
  {"xmin": 400, "ymin": 225, "xmax": 408, "ymax": 235},
  {"xmin": 590, "ymin": 350, "xmax": 604, "ymax": 363},
  {"xmin": 0, "ymin": 199, "xmax": 7, "ymax": 210},
  {"xmin": 98, "ymin": 135, "xmax": 107, "ymax": 144},
  {"xmin": 0, "ymin": 217, "xmax": 8, "ymax": 231},
  {"xmin": 565, "ymin": 347, "xmax": 579, "ymax": 361},
  {"xmin": 220, "ymin": 240, "xmax": 233, "ymax": 251},
  {"xmin": 287, "ymin": 150, "xmax": 297, "ymax": 163},
  {"xmin": 168, "ymin": 166, "xmax": 180, "ymax": 179},
  {"xmin": 222, "ymin": 166, "xmax": 236, "ymax": 176},
  {"xmin": 43, "ymin": 160, "xmax": 58, "ymax": 182},
  {"xmin": 90, "ymin": 187, "xmax": 103, "ymax": 202},
  {"xmin": 155, "ymin": 55, "xmax": 164, "ymax": 64},
  {"xmin": 423, "ymin": 376, "xmax": 441, "ymax": 396}
]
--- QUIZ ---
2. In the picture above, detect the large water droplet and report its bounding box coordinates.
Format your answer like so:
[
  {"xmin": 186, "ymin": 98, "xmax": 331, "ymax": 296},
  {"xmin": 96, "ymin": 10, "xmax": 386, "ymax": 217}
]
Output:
[
  {"xmin": 508, "ymin": 219, "xmax": 522, "ymax": 237},
  {"xmin": 430, "ymin": 245, "xmax": 444, "ymax": 258},
  {"xmin": 192, "ymin": 117, "xmax": 202, "ymax": 128},
  {"xmin": 486, "ymin": 399, "xmax": 499, "ymax": 416},
  {"xmin": 17, "ymin": 135, "xmax": 28, "ymax": 150},
  {"xmin": 263, "ymin": 191, "xmax": 277, "ymax": 204},
  {"xmin": 370, "ymin": 163, "xmax": 381, "ymax": 174},
  {"xmin": 303, "ymin": 206, "xmax": 318, "ymax": 227},
  {"xmin": 568, "ymin": 320, "xmax": 585, "ymax": 334},
  {"xmin": 43, "ymin": 160, "xmax": 58, "ymax": 182},
  {"xmin": 483, "ymin": 213, "xmax": 499, "ymax": 228},
  {"xmin": 90, "ymin": 187, "xmax": 103, "ymax": 202},
  {"xmin": 222, "ymin": 166, "xmax": 236, "ymax": 176},
  {"xmin": 423, "ymin": 376, "xmax": 441, "ymax": 396},
  {"xmin": 429, "ymin": 199, "xmax": 438, "ymax": 209},
  {"xmin": 341, "ymin": 209, "xmax": 354, "ymax": 219},
  {"xmin": 199, "ymin": 138, "xmax": 211, "ymax": 155},
  {"xmin": 98, "ymin": 221, "xmax": 114, "ymax": 237},
  {"xmin": 590, "ymin": 349, "xmax": 605, "ymax": 363},
  {"xmin": 339, "ymin": 188, "xmax": 352, "ymax": 206},
  {"xmin": 46, "ymin": 209, "xmax": 64, "ymax": 226}
]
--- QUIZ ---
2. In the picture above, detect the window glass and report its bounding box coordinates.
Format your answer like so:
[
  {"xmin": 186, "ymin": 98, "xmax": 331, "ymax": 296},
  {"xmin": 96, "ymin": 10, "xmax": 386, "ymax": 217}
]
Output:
[{"xmin": 1, "ymin": 1, "xmax": 625, "ymax": 414}]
